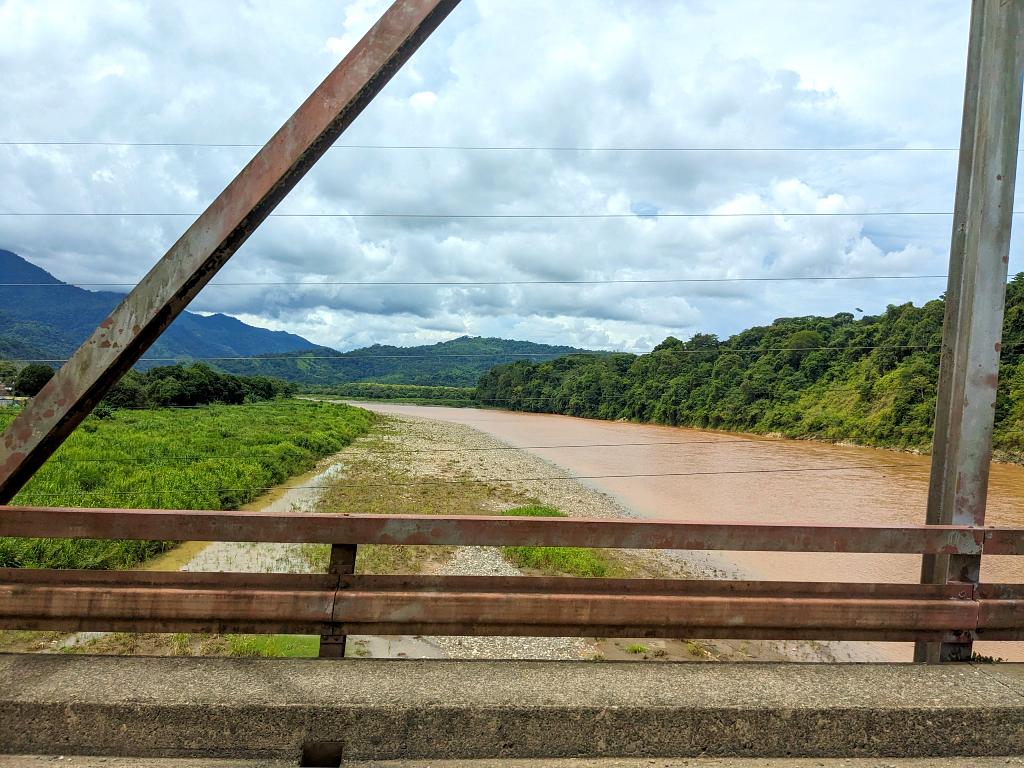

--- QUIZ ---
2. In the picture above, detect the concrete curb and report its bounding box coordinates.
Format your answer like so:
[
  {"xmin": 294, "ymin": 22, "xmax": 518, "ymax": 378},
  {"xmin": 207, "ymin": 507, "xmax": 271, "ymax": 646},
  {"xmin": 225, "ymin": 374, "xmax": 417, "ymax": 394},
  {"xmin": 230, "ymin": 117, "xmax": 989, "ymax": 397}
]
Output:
[
  {"xmin": 4, "ymin": 760, "xmax": 1024, "ymax": 768},
  {"xmin": 3, "ymin": 655, "xmax": 1024, "ymax": 760}
]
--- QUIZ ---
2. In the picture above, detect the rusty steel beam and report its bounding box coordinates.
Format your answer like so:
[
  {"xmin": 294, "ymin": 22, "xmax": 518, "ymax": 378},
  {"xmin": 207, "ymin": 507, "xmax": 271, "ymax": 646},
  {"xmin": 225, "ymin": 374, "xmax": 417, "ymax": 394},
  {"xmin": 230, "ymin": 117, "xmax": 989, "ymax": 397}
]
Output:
[
  {"xmin": 0, "ymin": 568, "xmax": 983, "ymax": 642},
  {"xmin": 976, "ymin": 584, "xmax": 1024, "ymax": 639},
  {"xmin": 1, "ymin": 568, "xmax": 972, "ymax": 598},
  {"xmin": 332, "ymin": 592, "xmax": 977, "ymax": 638},
  {"xmin": 319, "ymin": 542, "xmax": 357, "ymax": 658},
  {"xmin": 337, "ymin": 574, "xmax": 972, "ymax": 599},
  {"xmin": 0, "ymin": 572, "xmax": 335, "ymax": 635},
  {"xmin": 0, "ymin": 0, "xmax": 461, "ymax": 503},
  {"xmin": 918, "ymin": 0, "xmax": 1024, "ymax": 662},
  {"xmin": 2, "ymin": 506, "xmax": 1015, "ymax": 555}
]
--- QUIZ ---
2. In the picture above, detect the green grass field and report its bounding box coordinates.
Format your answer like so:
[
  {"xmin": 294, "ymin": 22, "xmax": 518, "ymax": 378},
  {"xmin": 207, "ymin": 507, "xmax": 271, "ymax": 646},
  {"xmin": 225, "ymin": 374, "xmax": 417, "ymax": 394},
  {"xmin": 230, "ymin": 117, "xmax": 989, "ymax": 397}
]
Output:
[
  {"xmin": 0, "ymin": 399, "xmax": 374, "ymax": 569},
  {"xmin": 499, "ymin": 505, "xmax": 620, "ymax": 577},
  {"xmin": 225, "ymin": 634, "xmax": 320, "ymax": 657}
]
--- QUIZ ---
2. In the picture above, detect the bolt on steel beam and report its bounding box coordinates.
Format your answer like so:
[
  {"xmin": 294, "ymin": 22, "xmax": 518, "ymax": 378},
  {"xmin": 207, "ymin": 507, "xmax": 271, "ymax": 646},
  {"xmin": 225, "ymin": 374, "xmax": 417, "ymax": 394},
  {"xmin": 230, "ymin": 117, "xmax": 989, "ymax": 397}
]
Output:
[
  {"xmin": 0, "ymin": 0, "xmax": 461, "ymax": 503},
  {"xmin": 917, "ymin": 0, "xmax": 1024, "ymax": 663}
]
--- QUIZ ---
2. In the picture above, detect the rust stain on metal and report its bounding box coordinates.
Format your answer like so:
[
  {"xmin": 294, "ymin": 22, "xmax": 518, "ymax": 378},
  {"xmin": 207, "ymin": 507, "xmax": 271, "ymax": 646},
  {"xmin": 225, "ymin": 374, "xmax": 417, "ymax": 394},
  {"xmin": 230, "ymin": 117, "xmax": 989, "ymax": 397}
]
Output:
[
  {"xmin": 0, "ymin": 507, "xmax": 1008, "ymax": 556},
  {"xmin": 0, "ymin": 568, "xmax": 992, "ymax": 642}
]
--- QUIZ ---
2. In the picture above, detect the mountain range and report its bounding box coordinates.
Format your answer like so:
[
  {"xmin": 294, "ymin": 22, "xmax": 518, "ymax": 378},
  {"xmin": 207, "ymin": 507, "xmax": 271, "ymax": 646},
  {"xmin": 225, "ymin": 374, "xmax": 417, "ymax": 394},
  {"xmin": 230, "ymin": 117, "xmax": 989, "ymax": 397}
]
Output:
[
  {"xmin": 0, "ymin": 249, "xmax": 321, "ymax": 363},
  {"xmin": 215, "ymin": 336, "xmax": 596, "ymax": 387},
  {"xmin": 1, "ymin": 250, "xmax": 597, "ymax": 386}
]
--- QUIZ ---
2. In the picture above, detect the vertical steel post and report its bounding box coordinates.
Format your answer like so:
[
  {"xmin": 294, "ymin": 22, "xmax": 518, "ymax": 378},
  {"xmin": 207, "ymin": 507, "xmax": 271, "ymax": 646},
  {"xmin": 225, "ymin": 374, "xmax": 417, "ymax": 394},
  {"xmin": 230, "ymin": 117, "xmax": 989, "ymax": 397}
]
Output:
[
  {"xmin": 917, "ymin": 0, "xmax": 1024, "ymax": 663},
  {"xmin": 0, "ymin": 0, "xmax": 461, "ymax": 503},
  {"xmin": 319, "ymin": 543, "xmax": 358, "ymax": 658},
  {"xmin": 916, "ymin": 0, "xmax": 985, "ymax": 664}
]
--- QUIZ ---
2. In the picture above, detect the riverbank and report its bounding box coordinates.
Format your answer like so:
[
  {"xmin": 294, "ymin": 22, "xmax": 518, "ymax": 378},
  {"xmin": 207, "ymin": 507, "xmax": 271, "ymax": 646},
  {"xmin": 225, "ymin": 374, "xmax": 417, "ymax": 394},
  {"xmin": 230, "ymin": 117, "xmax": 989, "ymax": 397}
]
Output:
[
  {"xmin": 315, "ymin": 408, "xmax": 884, "ymax": 663},
  {"xmin": 0, "ymin": 399, "xmax": 374, "ymax": 570},
  {"xmin": 19, "ymin": 409, "xmax": 883, "ymax": 663}
]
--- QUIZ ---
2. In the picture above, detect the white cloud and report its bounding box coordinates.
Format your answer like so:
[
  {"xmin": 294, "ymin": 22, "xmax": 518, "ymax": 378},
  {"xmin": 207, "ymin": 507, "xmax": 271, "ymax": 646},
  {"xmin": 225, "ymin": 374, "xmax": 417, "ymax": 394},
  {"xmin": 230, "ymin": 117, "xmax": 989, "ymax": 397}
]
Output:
[{"xmin": 0, "ymin": 0, "xmax": 996, "ymax": 353}]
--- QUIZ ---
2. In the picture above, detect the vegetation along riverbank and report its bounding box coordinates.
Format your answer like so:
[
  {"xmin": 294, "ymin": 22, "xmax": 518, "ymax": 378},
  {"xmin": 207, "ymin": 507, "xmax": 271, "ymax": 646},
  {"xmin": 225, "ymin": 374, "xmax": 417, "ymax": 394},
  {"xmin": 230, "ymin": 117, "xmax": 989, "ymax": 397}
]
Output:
[
  {"xmin": 476, "ymin": 275, "xmax": 1024, "ymax": 461},
  {"xmin": 0, "ymin": 398, "xmax": 374, "ymax": 569},
  {"xmin": 31, "ymin": 411, "xmax": 860, "ymax": 662}
]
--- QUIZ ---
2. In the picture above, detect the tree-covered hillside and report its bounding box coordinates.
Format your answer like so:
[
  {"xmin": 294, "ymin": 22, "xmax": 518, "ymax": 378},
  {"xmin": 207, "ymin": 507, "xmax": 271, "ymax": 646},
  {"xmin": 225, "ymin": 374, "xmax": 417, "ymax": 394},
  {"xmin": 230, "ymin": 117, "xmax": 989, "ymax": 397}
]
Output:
[
  {"xmin": 476, "ymin": 275, "xmax": 1024, "ymax": 459},
  {"xmin": 0, "ymin": 250, "xmax": 322, "ymax": 363},
  {"xmin": 216, "ymin": 336, "xmax": 598, "ymax": 386}
]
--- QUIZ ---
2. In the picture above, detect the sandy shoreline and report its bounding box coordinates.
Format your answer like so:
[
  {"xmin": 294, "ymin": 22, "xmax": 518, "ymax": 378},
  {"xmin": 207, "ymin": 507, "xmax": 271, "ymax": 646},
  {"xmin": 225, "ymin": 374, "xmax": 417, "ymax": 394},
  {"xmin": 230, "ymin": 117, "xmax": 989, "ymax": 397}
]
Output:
[{"xmin": 329, "ymin": 408, "xmax": 891, "ymax": 663}]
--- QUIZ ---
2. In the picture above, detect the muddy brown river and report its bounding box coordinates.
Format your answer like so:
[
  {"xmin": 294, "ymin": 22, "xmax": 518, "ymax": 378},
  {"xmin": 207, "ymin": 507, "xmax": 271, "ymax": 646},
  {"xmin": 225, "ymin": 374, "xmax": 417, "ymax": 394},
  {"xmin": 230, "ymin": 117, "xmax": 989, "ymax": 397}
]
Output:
[{"xmin": 361, "ymin": 403, "xmax": 1024, "ymax": 661}]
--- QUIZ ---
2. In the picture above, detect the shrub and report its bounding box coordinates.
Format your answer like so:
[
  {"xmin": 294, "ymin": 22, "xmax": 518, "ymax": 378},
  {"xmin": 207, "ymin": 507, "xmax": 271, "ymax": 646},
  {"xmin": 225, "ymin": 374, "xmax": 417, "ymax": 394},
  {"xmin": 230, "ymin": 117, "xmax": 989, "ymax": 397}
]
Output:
[{"xmin": 14, "ymin": 363, "xmax": 54, "ymax": 396}]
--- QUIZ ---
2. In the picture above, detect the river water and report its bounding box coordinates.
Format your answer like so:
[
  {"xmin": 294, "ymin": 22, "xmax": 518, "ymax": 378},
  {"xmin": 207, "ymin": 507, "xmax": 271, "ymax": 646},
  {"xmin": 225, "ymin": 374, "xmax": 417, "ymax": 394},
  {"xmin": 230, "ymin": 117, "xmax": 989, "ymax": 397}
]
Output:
[{"xmin": 361, "ymin": 403, "xmax": 1024, "ymax": 660}]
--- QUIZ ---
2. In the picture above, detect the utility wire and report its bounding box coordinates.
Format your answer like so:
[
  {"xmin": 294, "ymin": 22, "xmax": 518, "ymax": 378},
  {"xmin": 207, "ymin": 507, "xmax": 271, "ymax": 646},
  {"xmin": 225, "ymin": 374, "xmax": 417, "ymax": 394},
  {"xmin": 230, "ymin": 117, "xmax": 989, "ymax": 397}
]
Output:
[
  {"xmin": 43, "ymin": 437, "xmax": 831, "ymax": 464},
  {"xmin": 17, "ymin": 463, "xmax": 895, "ymax": 498},
  {"xmin": 42, "ymin": 382, "xmax": 934, "ymax": 465},
  {"xmin": 0, "ymin": 141, "xmax": 978, "ymax": 152},
  {"xmin": 12, "ymin": 353, "xmax": 614, "ymax": 363},
  {"xmin": 0, "ymin": 274, "xmax": 949, "ymax": 288},
  {"xmin": 5, "ymin": 344, "xmax": 953, "ymax": 364},
  {"xmin": 19, "ymin": 379, "xmax": 922, "ymax": 418},
  {"xmin": 0, "ymin": 210, "xmax": 986, "ymax": 219}
]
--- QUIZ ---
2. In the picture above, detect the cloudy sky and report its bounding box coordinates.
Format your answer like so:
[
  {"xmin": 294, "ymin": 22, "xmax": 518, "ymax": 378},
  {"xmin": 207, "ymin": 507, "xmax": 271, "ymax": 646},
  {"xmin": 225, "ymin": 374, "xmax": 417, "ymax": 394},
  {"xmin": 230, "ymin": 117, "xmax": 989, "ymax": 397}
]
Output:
[{"xmin": 0, "ymin": 0, "xmax": 1017, "ymax": 353}]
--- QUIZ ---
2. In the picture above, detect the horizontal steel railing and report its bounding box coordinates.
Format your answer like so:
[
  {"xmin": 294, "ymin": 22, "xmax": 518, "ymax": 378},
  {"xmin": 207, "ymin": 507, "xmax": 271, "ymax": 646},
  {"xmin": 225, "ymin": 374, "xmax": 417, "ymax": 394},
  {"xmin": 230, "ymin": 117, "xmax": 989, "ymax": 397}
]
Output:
[
  {"xmin": 0, "ymin": 568, "xmax": 1006, "ymax": 643},
  {"xmin": 2, "ymin": 505, "xmax": 1024, "ymax": 644},
  {"xmin": 3, "ymin": 505, "xmax": 1024, "ymax": 553}
]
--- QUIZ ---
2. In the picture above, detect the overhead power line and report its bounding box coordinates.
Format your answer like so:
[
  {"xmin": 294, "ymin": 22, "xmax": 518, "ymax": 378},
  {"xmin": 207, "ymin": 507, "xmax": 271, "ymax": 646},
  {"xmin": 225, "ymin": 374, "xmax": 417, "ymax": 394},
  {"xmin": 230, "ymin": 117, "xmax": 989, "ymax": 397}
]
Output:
[
  {"xmin": 16, "ymin": 356, "xmax": 606, "ymax": 364},
  {"xmin": 44, "ymin": 425, "xmax": 916, "ymax": 464},
  {"xmin": 0, "ymin": 274, "xmax": 949, "ymax": 288},
  {"xmin": 18, "ymin": 463, "xmax": 894, "ymax": 498},
  {"xmin": 0, "ymin": 210, "xmax": 983, "ymax": 219},
  {"xmin": 12, "ymin": 374, "xmax": 924, "ymax": 413},
  {"xmin": 40, "ymin": 438, "xmax": 787, "ymax": 464},
  {"xmin": 7, "ymin": 343, "xmax": 954, "ymax": 365},
  {"xmin": 0, "ymin": 140, "xmax": 977, "ymax": 152}
]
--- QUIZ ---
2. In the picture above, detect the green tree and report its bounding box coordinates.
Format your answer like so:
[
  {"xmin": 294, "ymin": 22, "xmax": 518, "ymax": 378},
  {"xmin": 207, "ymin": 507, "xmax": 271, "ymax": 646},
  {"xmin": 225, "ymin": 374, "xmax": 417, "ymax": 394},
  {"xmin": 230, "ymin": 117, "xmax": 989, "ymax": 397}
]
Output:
[
  {"xmin": 102, "ymin": 371, "xmax": 149, "ymax": 409},
  {"xmin": 0, "ymin": 360, "xmax": 17, "ymax": 383},
  {"xmin": 14, "ymin": 363, "xmax": 54, "ymax": 396},
  {"xmin": 472, "ymin": 276, "xmax": 1024, "ymax": 457},
  {"xmin": 784, "ymin": 329, "xmax": 824, "ymax": 366}
]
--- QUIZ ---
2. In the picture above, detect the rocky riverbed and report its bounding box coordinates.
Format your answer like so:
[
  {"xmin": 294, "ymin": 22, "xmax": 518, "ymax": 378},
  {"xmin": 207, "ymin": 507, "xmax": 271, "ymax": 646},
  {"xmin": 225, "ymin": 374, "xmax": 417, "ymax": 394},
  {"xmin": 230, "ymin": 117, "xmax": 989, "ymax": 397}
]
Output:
[{"xmin": 35, "ymin": 406, "xmax": 881, "ymax": 663}]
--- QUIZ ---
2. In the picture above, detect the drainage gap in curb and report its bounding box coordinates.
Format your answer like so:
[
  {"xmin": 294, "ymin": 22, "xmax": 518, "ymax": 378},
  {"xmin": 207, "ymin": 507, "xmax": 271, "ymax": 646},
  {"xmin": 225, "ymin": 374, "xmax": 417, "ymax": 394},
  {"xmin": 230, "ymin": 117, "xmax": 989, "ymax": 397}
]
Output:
[{"xmin": 299, "ymin": 740, "xmax": 344, "ymax": 767}]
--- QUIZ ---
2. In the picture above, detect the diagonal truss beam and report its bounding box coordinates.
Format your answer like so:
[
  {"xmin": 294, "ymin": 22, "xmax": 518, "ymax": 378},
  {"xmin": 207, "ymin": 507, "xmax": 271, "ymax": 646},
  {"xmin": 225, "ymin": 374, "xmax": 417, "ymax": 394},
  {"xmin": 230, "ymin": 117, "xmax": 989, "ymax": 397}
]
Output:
[{"xmin": 0, "ymin": 0, "xmax": 460, "ymax": 503}]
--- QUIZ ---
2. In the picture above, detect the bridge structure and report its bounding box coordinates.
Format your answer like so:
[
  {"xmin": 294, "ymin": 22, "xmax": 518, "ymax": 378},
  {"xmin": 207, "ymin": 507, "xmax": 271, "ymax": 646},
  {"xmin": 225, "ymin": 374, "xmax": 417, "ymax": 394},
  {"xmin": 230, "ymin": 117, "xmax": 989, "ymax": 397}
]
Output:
[{"xmin": 2, "ymin": 0, "xmax": 1024, "ymax": 763}]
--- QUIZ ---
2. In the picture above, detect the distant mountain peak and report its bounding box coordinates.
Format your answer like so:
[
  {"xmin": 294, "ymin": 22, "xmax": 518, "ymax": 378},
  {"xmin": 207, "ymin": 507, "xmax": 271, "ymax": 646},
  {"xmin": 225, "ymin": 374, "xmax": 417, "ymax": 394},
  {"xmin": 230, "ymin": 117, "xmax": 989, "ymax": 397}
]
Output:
[
  {"xmin": 0, "ymin": 249, "xmax": 323, "ymax": 364},
  {"xmin": 0, "ymin": 249, "xmax": 63, "ymax": 285}
]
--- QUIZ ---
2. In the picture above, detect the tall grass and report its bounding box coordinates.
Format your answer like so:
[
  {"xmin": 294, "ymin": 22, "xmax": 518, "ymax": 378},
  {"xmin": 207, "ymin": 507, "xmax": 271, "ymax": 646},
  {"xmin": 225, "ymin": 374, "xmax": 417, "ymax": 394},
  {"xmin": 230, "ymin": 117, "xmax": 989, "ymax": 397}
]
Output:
[
  {"xmin": 0, "ymin": 400, "xmax": 374, "ymax": 569},
  {"xmin": 499, "ymin": 505, "xmax": 619, "ymax": 577}
]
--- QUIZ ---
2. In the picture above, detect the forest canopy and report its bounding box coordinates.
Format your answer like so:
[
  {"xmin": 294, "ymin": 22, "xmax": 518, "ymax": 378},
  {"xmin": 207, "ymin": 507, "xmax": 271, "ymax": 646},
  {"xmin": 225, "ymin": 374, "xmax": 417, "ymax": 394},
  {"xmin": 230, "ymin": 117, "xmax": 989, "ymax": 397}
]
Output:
[
  {"xmin": 475, "ymin": 274, "xmax": 1024, "ymax": 460},
  {"xmin": 100, "ymin": 363, "xmax": 297, "ymax": 410}
]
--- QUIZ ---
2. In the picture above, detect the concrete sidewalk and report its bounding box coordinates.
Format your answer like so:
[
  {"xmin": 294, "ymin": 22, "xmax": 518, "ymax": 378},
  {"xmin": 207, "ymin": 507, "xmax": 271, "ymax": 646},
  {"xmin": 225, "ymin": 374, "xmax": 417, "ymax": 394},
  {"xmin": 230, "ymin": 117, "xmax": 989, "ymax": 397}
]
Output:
[{"xmin": 3, "ymin": 654, "xmax": 1024, "ymax": 760}]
